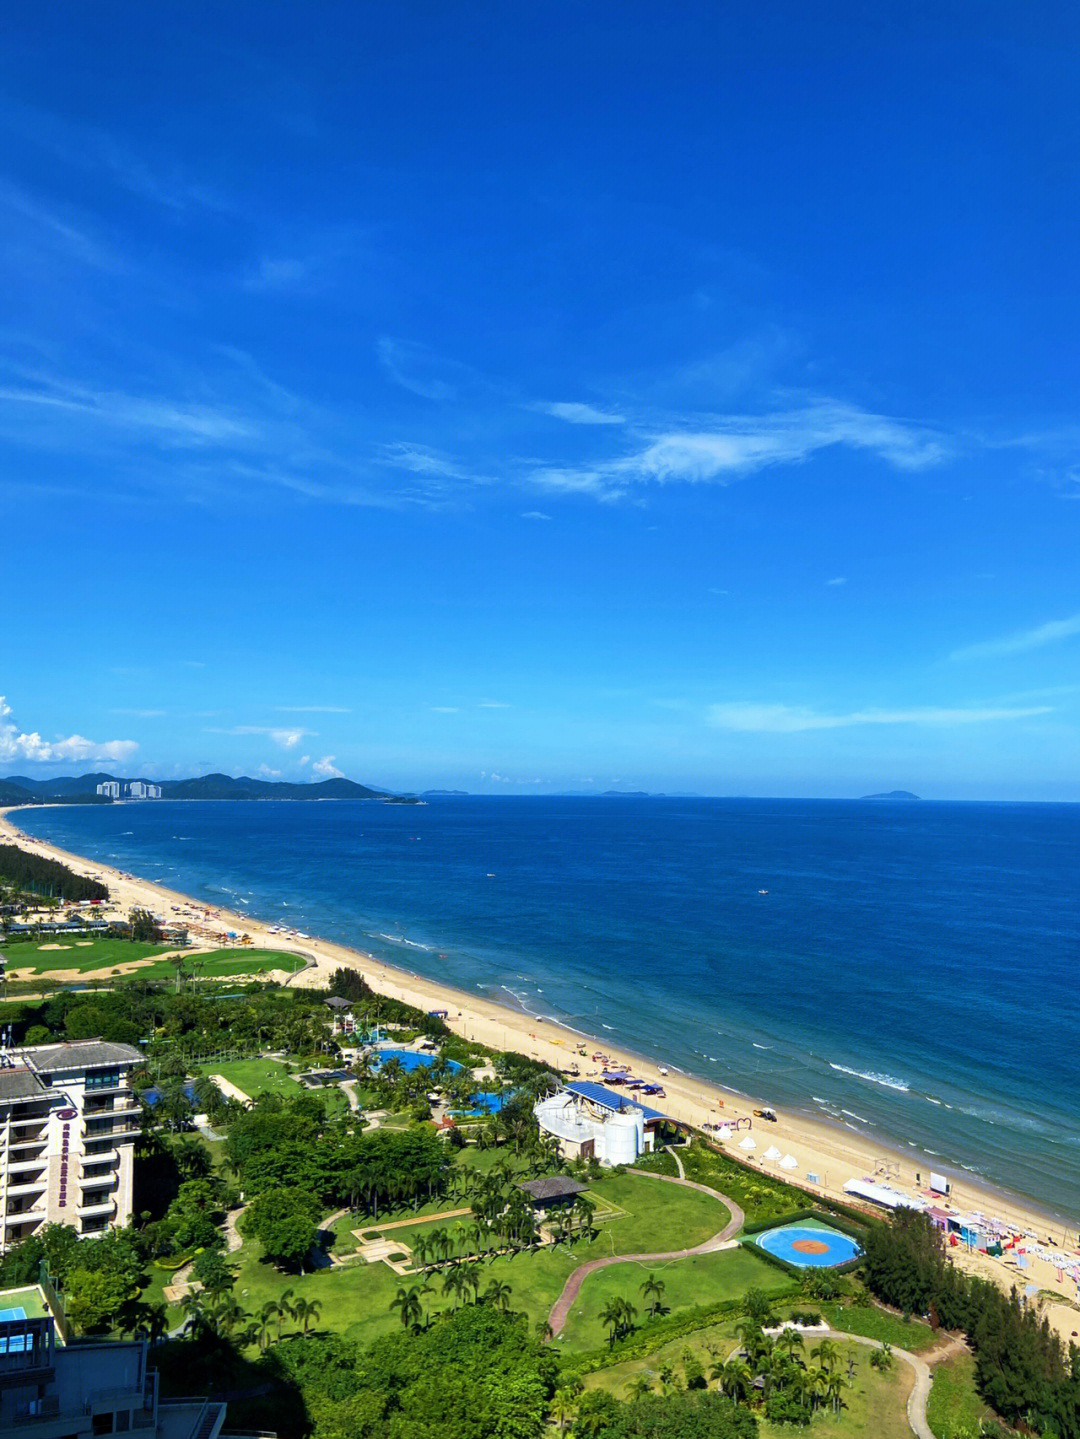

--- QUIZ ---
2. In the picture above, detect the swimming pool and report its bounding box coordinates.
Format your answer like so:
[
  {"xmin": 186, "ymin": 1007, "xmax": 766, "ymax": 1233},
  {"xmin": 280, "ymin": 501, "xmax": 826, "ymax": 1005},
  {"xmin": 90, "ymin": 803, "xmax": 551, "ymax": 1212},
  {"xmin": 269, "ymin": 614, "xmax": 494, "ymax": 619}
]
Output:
[
  {"xmin": 374, "ymin": 1048, "xmax": 462, "ymax": 1074},
  {"xmin": 755, "ymin": 1223, "xmax": 862, "ymax": 1268}
]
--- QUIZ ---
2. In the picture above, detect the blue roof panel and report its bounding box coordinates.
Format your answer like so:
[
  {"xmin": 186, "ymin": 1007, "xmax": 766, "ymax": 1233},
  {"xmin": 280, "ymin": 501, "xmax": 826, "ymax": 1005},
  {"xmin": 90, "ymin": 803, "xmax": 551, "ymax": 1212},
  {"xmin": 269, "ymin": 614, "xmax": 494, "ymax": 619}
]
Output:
[{"xmin": 566, "ymin": 1079, "xmax": 667, "ymax": 1122}]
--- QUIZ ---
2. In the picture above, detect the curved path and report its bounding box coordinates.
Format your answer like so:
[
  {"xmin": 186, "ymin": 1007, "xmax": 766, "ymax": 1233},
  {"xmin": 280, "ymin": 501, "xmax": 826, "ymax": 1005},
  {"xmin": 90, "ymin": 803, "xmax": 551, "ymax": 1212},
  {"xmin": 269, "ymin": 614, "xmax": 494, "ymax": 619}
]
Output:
[
  {"xmin": 547, "ymin": 1169, "xmax": 744, "ymax": 1337},
  {"xmin": 822, "ymin": 1331, "xmax": 933, "ymax": 1439}
]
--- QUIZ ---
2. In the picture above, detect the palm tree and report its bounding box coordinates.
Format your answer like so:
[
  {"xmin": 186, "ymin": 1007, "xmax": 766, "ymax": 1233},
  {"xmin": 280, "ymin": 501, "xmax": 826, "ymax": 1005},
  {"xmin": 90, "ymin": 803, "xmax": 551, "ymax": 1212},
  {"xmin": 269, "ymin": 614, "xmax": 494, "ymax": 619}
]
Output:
[
  {"xmin": 640, "ymin": 1273, "xmax": 665, "ymax": 1318},
  {"xmin": 442, "ymin": 1266, "xmax": 467, "ymax": 1309},
  {"xmin": 550, "ymin": 1387, "xmax": 578, "ymax": 1433},
  {"xmin": 627, "ymin": 1373, "xmax": 654, "ymax": 1400},
  {"xmin": 460, "ymin": 1261, "xmax": 483, "ymax": 1303},
  {"xmin": 774, "ymin": 1327, "xmax": 804, "ymax": 1361},
  {"xmin": 260, "ymin": 1299, "xmax": 283, "ymax": 1342},
  {"xmin": 292, "ymin": 1296, "xmax": 322, "ymax": 1333},
  {"xmin": 600, "ymin": 1297, "xmax": 624, "ymax": 1349},
  {"xmin": 389, "ymin": 1284, "xmax": 424, "ymax": 1332},
  {"xmin": 411, "ymin": 1232, "xmax": 432, "ymax": 1269},
  {"xmin": 714, "ymin": 1357, "xmax": 753, "ymax": 1404},
  {"xmin": 277, "ymin": 1288, "xmax": 295, "ymax": 1339},
  {"xmin": 826, "ymin": 1371, "xmax": 848, "ymax": 1415},
  {"xmin": 483, "ymin": 1278, "xmax": 512, "ymax": 1312},
  {"xmin": 812, "ymin": 1337, "xmax": 840, "ymax": 1373}
]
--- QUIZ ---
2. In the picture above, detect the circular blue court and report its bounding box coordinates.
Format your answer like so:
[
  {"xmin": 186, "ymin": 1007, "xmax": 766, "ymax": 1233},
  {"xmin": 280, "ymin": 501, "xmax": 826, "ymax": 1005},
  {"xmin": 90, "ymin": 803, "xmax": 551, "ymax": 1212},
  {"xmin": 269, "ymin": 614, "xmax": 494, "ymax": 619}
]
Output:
[{"xmin": 756, "ymin": 1223, "xmax": 861, "ymax": 1267}]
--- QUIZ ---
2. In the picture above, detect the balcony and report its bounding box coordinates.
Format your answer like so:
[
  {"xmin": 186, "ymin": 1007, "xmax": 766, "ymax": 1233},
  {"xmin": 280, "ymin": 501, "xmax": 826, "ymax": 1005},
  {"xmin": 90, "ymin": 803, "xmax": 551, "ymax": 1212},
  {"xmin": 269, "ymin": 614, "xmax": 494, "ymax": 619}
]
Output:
[
  {"xmin": 8, "ymin": 1130, "xmax": 48, "ymax": 1149},
  {"xmin": 5, "ymin": 1177, "xmax": 47, "ymax": 1198},
  {"xmin": 78, "ymin": 1172, "xmax": 117, "ymax": 1192},
  {"xmin": 7, "ymin": 1152, "xmax": 47, "ymax": 1171},
  {"xmin": 77, "ymin": 1196, "xmax": 116, "ymax": 1218}
]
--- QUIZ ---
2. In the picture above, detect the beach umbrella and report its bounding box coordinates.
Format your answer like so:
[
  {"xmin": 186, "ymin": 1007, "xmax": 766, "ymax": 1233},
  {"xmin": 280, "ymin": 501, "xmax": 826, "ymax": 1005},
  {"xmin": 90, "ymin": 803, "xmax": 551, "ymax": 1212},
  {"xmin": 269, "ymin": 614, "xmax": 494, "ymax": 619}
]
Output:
[
  {"xmin": 779, "ymin": 1154, "xmax": 798, "ymax": 1170},
  {"xmin": 738, "ymin": 1134, "xmax": 757, "ymax": 1151},
  {"xmin": 763, "ymin": 1145, "xmax": 782, "ymax": 1162}
]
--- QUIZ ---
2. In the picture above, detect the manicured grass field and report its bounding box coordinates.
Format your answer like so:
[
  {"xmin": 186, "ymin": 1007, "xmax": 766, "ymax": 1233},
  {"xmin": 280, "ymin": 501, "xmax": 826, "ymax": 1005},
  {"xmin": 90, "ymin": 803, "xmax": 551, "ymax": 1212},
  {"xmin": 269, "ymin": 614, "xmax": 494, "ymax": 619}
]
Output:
[
  {"xmin": 819, "ymin": 1299, "xmax": 936, "ymax": 1351},
  {"xmin": 925, "ymin": 1351, "xmax": 994, "ymax": 1438},
  {"xmin": 3, "ymin": 937, "xmax": 170, "ymax": 974},
  {"xmin": 135, "ymin": 948, "xmax": 307, "ymax": 982},
  {"xmin": 210, "ymin": 1057, "xmax": 304, "ymax": 1102},
  {"xmin": 558, "ymin": 1246, "xmax": 791, "ymax": 1352},
  {"xmin": 0, "ymin": 938, "xmax": 306, "ymax": 983},
  {"xmin": 679, "ymin": 1138, "xmax": 811, "ymax": 1225}
]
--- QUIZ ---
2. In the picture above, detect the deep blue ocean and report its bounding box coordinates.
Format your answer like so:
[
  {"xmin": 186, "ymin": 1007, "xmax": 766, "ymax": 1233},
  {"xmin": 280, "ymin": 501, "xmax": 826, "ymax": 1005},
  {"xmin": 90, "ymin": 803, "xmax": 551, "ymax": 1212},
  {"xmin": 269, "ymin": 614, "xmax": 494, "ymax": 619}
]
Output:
[{"xmin": 15, "ymin": 796, "xmax": 1079, "ymax": 1221}]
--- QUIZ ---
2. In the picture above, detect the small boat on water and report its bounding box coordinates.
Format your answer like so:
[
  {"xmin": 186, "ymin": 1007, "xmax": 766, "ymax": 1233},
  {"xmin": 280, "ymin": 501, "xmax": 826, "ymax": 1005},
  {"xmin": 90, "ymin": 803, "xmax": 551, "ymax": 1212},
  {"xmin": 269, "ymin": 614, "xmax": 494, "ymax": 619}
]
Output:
[{"xmin": 758, "ymin": 889, "xmax": 769, "ymax": 895}]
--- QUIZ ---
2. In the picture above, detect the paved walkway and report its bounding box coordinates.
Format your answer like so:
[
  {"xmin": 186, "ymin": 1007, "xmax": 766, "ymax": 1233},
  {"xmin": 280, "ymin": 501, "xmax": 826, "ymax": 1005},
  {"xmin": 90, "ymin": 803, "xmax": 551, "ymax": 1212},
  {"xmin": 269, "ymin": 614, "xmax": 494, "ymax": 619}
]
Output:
[
  {"xmin": 547, "ymin": 1170, "xmax": 744, "ymax": 1337},
  {"xmin": 665, "ymin": 1143, "xmax": 686, "ymax": 1179}
]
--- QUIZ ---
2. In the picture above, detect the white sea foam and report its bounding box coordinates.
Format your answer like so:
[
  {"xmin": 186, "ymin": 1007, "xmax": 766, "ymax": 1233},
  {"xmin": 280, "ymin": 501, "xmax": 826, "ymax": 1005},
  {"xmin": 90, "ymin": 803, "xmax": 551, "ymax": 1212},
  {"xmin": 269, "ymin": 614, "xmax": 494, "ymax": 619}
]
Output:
[
  {"xmin": 841, "ymin": 1108, "xmax": 870, "ymax": 1125},
  {"xmin": 830, "ymin": 1062, "xmax": 909, "ymax": 1092}
]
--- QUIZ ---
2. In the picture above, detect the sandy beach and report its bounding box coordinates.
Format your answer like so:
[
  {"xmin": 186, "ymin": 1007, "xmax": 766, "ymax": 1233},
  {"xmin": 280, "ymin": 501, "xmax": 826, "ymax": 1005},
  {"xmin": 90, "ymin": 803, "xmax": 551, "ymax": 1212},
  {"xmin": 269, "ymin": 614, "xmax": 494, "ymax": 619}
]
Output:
[{"xmin": 3, "ymin": 804, "xmax": 1078, "ymax": 1341}]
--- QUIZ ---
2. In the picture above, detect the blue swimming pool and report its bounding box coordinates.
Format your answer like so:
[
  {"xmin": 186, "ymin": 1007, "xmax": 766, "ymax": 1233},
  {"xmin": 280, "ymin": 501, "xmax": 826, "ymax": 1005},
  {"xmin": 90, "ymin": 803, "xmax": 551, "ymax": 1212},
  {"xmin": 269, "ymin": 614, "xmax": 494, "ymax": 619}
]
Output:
[
  {"xmin": 755, "ymin": 1223, "xmax": 862, "ymax": 1268},
  {"xmin": 374, "ymin": 1048, "xmax": 462, "ymax": 1074}
]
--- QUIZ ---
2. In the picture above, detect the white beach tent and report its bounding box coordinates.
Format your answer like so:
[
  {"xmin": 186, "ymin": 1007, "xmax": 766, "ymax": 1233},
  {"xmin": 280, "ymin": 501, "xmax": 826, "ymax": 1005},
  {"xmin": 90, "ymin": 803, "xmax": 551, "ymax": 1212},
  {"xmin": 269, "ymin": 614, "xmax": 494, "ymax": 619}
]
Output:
[
  {"xmin": 738, "ymin": 1134, "xmax": 757, "ymax": 1151},
  {"xmin": 717, "ymin": 1126, "xmax": 733, "ymax": 1141},
  {"xmin": 779, "ymin": 1154, "xmax": 798, "ymax": 1170},
  {"xmin": 763, "ymin": 1145, "xmax": 783, "ymax": 1162}
]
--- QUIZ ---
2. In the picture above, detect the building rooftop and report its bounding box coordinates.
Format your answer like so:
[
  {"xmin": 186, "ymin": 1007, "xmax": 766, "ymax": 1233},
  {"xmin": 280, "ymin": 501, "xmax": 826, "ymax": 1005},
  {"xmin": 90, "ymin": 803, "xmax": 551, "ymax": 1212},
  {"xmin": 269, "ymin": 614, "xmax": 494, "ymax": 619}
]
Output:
[
  {"xmin": 566, "ymin": 1079, "xmax": 667, "ymax": 1122},
  {"xmin": 517, "ymin": 1175, "xmax": 588, "ymax": 1203},
  {"xmin": 0, "ymin": 1068, "xmax": 48, "ymax": 1102},
  {"xmin": 20, "ymin": 1040, "xmax": 143, "ymax": 1073},
  {"xmin": 323, "ymin": 996, "xmax": 352, "ymax": 1010}
]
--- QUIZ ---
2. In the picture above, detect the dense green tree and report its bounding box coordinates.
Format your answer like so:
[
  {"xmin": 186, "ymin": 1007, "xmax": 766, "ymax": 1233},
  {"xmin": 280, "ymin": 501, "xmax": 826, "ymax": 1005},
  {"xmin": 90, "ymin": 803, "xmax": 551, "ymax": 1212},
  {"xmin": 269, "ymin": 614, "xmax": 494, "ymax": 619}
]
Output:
[{"xmin": 239, "ymin": 1185, "xmax": 321, "ymax": 1270}]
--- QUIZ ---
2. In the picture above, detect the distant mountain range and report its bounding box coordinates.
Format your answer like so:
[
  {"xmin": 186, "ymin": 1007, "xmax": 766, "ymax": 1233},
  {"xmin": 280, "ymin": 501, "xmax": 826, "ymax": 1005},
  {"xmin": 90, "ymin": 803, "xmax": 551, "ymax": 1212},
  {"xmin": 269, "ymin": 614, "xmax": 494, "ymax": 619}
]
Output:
[
  {"xmin": 861, "ymin": 790, "xmax": 921, "ymax": 800},
  {"xmin": 0, "ymin": 771, "xmax": 421, "ymax": 805}
]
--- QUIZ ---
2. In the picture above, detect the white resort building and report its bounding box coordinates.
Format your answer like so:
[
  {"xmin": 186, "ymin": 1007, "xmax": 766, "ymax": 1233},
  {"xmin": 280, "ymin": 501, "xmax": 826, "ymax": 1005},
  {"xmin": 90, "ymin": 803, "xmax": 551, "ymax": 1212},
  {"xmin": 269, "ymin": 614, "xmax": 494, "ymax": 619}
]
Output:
[
  {"xmin": 0, "ymin": 1041, "xmax": 142, "ymax": 1253},
  {"xmin": 534, "ymin": 1080, "xmax": 666, "ymax": 1166}
]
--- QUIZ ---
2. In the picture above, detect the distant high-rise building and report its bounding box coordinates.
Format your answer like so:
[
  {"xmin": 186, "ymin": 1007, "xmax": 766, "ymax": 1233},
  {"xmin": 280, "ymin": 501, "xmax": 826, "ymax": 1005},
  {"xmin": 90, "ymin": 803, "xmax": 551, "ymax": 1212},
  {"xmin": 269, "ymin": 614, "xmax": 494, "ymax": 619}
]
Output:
[
  {"xmin": 124, "ymin": 782, "xmax": 161, "ymax": 799},
  {"xmin": 95, "ymin": 781, "xmax": 120, "ymax": 798},
  {"xmin": 0, "ymin": 1040, "xmax": 142, "ymax": 1252}
]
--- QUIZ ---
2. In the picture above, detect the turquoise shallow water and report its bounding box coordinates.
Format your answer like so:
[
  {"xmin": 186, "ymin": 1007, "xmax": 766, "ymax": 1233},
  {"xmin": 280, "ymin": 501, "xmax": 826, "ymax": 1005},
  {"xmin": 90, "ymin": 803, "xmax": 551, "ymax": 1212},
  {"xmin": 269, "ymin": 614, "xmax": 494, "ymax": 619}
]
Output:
[{"xmin": 14, "ymin": 795, "xmax": 1080, "ymax": 1222}]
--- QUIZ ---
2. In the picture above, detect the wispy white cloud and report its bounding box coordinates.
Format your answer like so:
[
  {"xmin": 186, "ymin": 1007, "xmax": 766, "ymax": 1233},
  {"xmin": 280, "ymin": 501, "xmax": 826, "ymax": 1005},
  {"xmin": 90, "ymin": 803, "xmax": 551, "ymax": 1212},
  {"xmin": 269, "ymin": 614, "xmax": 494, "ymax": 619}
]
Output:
[
  {"xmin": 257, "ymin": 763, "xmax": 282, "ymax": 777},
  {"xmin": 529, "ymin": 400, "xmax": 949, "ymax": 500},
  {"xmin": 429, "ymin": 706, "xmax": 460, "ymax": 714},
  {"xmin": 950, "ymin": 612, "xmax": 1080, "ymax": 662},
  {"xmin": 312, "ymin": 755, "xmax": 344, "ymax": 777},
  {"xmin": 273, "ymin": 705, "xmax": 351, "ymax": 714},
  {"xmin": 110, "ymin": 708, "xmax": 168, "ymax": 718},
  {"xmin": 0, "ymin": 696, "xmax": 138, "ymax": 763},
  {"xmin": 707, "ymin": 702, "xmax": 1052, "ymax": 732},
  {"xmin": 533, "ymin": 401, "xmax": 626, "ymax": 425},
  {"xmin": 209, "ymin": 725, "xmax": 315, "ymax": 748},
  {"xmin": 478, "ymin": 700, "xmax": 511, "ymax": 708},
  {"xmin": 826, "ymin": 577, "xmax": 847, "ymax": 587},
  {"xmin": 521, "ymin": 510, "xmax": 552, "ymax": 520},
  {"xmin": 376, "ymin": 337, "xmax": 462, "ymax": 401}
]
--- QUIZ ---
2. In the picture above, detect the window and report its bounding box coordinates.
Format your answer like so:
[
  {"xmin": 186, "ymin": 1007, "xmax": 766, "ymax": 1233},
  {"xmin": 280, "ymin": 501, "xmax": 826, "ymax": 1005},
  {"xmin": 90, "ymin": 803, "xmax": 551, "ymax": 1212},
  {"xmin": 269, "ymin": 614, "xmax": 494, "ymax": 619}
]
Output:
[
  {"xmin": 86, "ymin": 1070, "xmax": 122, "ymax": 1091},
  {"xmin": 92, "ymin": 1412, "xmax": 115, "ymax": 1435}
]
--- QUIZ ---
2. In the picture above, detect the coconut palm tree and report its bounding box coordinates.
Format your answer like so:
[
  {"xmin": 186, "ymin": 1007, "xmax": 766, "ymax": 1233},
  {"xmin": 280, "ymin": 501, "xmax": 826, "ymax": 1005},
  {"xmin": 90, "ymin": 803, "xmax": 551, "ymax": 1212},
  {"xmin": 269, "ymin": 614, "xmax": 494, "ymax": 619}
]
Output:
[
  {"xmin": 259, "ymin": 1299, "xmax": 283, "ymax": 1342},
  {"xmin": 812, "ymin": 1337, "xmax": 840, "ymax": 1373},
  {"xmin": 389, "ymin": 1284, "xmax": 424, "ymax": 1332},
  {"xmin": 714, "ymin": 1357, "xmax": 753, "ymax": 1404},
  {"xmin": 640, "ymin": 1274, "xmax": 665, "ymax": 1318},
  {"xmin": 276, "ymin": 1288, "xmax": 295, "ymax": 1339},
  {"xmin": 483, "ymin": 1278, "xmax": 513, "ymax": 1312},
  {"xmin": 627, "ymin": 1374, "xmax": 654, "ymax": 1400},
  {"xmin": 292, "ymin": 1296, "xmax": 322, "ymax": 1334},
  {"xmin": 774, "ymin": 1327, "xmax": 804, "ymax": 1361},
  {"xmin": 600, "ymin": 1297, "xmax": 624, "ymax": 1349},
  {"xmin": 550, "ymin": 1386, "xmax": 578, "ymax": 1433},
  {"xmin": 441, "ymin": 1265, "xmax": 466, "ymax": 1308}
]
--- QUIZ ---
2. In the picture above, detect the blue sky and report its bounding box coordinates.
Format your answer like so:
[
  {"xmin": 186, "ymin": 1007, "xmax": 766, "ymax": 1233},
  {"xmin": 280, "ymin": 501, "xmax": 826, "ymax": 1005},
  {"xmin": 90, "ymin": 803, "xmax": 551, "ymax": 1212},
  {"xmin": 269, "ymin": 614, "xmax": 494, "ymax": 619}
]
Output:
[{"xmin": 3, "ymin": 2, "xmax": 1078, "ymax": 799}]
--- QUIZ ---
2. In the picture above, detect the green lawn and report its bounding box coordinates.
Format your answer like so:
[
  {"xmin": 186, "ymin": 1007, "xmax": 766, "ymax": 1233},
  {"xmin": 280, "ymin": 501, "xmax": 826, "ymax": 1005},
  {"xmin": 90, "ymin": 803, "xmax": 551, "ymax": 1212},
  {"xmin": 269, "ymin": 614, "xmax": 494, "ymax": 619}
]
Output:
[
  {"xmin": 3, "ymin": 936, "xmax": 170, "ymax": 974},
  {"xmin": 0, "ymin": 938, "xmax": 306, "ymax": 983},
  {"xmin": 926, "ymin": 1351, "xmax": 994, "ymax": 1438},
  {"xmin": 209, "ymin": 1057, "xmax": 304, "ymax": 1102},
  {"xmin": 586, "ymin": 1329, "xmax": 915, "ymax": 1439},
  {"xmin": 221, "ymin": 1163, "xmax": 735, "ymax": 1354},
  {"xmin": 819, "ymin": 1300, "xmax": 936, "ymax": 1351},
  {"xmin": 558, "ymin": 1247, "xmax": 791, "ymax": 1352},
  {"xmin": 136, "ymin": 949, "xmax": 308, "ymax": 982}
]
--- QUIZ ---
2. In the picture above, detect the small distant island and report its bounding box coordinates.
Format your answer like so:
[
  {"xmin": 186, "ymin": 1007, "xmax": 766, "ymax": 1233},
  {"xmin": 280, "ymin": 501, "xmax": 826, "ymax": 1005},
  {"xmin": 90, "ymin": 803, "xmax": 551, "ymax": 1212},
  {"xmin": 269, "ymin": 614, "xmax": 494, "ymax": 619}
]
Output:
[{"xmin": 861, "ymin": 790, "xmax": 921, "ymax": 800}]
